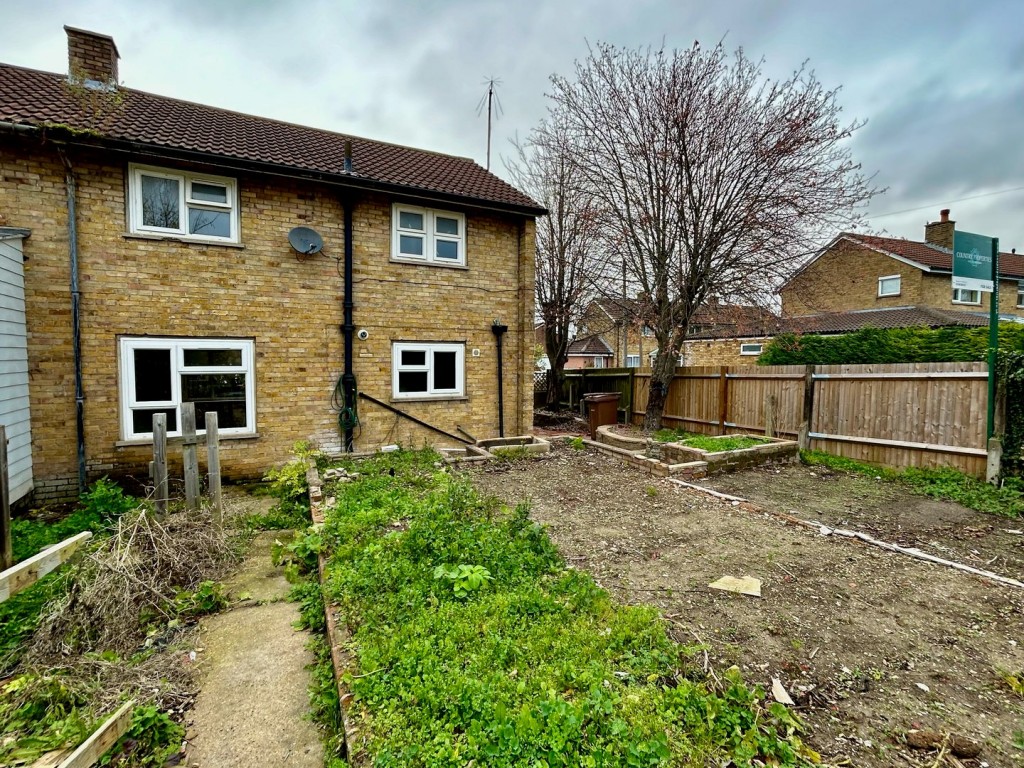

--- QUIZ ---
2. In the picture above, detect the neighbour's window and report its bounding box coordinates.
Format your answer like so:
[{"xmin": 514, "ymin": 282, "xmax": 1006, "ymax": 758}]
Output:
[
  {"xmin": 392, "ymin": 342, "xmax": 465, "ymax": 398},
  {"xmin": 392, "ymin": 204, "xmax": 466, "ymax": 266},
  {"xmin": 877, "ymin": 275, "xmax": 901, "ymax": 297},
  {"xmin": 952, "ymin": 288, "xmax": 981, "ymax": 305},
  {"xmin": 641, "ymin": 325, "xmax": 654, "ymax": 337},
  {"xmin": 626, "ymin": 354, "xmax": 640, "ymax": 368},
  {"xmin": 119, "ymin": 337, "xmax": 255, "ymax": 439},
  {"xmin": 1017, "ymin": 281, "xmax": 1024, "ymax": 308},
  {"xmin": 592, "ymin": 356, "xmax": 606, "ymax": 369},
  {"xmin": 128, "ymin": 164, "xmax": 239, "ymax": 243},
  {"xmin": 740, "ymin": 343, "xmax": 764, "ymax": 356}
]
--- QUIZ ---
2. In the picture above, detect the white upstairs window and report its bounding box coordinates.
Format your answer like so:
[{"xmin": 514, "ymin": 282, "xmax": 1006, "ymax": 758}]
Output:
[
  {"xmin": 392, "ymin": 204, "xmax": 466, "ymax": 266},
  {"xmin": 952, "ymin": 288, "xmax": 981, "ymax": 305},
  {"xmin": 129, "ymin": 164, "xmax": 239, "ymax": 243},
  {"xmin": 877, "ymin": 275, "xmax": 901, "ymax": 297}
]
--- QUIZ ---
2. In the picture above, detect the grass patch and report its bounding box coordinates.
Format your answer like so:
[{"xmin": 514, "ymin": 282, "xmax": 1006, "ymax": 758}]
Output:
[
  {"xmin": 301, "ymin": 449, "xmax": 816, "ymax": 767},
  {"xmin": 653, "ymin": 429, "xmax": 769, "ymax": 452},
  {"xmin": 801, "ymin": 450, "xmax": 1023, "ymax": 518}
]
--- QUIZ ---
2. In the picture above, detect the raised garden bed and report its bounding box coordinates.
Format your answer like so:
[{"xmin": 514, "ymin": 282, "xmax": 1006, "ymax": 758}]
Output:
[
  {"xmin": 592, "ymin": 424, "xmax": 797, "ymax": 478},
  {"xmin": 441, "ymin": 435, "xmax": 551, "ymax": 465}
]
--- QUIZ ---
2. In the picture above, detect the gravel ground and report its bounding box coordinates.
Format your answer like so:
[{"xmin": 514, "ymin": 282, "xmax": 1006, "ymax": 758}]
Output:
[{"xmin": 468, "ymin": 442, "xmax": 1024, "ymax": 767}]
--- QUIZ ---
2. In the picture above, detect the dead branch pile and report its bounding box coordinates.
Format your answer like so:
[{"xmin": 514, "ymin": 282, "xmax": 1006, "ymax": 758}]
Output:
[{"xmin": 27, "ymin": 507, "xmax": 239, "ymax": 659}]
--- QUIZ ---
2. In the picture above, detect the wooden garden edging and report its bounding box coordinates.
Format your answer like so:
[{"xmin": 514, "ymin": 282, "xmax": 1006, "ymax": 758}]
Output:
[{"xmin": 0, "ymin": 531, "xmax": 92, "ymax": 603}]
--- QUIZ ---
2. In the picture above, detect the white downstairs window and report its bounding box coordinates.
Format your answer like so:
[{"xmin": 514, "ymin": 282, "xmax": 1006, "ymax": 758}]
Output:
[
  {"xmin": 740, "ymin": 343, "xmax": 764, "ymax": 356},
  {"xmin": 392, "ymin": 342, "xmax": 465, "ymax": 399},
  {"xmin": 1018, "ymin": 281, "xmax": 1024, "ymax": 308},
  {"xmin": 119, "ymin": 337, "xmax": 255, "ymax": 439},
  {"xmin": 128, "ymin": 164, "xmax": 239, "ymax": 243},
  {"xmin": 392, "ymin": 204, "xmax": 466, "ymax": 266},
  {"xmin": 952, "ymin": 288, "xmax": 981, "ymax": 305}
]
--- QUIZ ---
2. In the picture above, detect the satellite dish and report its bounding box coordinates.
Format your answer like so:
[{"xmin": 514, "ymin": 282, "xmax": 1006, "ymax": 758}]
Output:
[{"xmin": 288, "ymin": 226, "xmax": 324, "ymax": 255}]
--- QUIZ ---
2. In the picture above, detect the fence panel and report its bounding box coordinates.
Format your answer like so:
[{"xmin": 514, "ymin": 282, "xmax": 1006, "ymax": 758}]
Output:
[
  {"xmin": 621, "ymin": 361, "xmax": 990, "ymax": 476},
  {"xmin": 808, "ymin": 362, "xmax": 988, "ymax": 476}
]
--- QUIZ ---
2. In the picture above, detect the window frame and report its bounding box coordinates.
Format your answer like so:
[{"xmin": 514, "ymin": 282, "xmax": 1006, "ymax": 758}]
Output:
[
  {"xmin": 739, "ymin": 343, "xmax": 764, "ymax": 356},
  {"xmin": 118, "ymin": 337, "xmax": 255, "ymax": 440},
  {"xmin": 952, "ymin": 287, "xmax": 982, "ymax": 305},
  {"xmin": 391, "ymin": 204, "xmax": 466, "ymax": 267},
  {"xmin": 128, "ymin": 163, "xmax": 240, "ymax": 244},
  {"xmin": 391, "ymin": 342, "xmax": 465, "ymax": 400},
  {"xmin": 1017, "ymin": 281, "xmax": 1024, "ymax": 308},
  {"xmin": 877, "ymin": 274, "xmax": 902, "ymax": 297},
  {"xmin": 626, "ymin": 354, "xmax": 640, "ymax": 368}
]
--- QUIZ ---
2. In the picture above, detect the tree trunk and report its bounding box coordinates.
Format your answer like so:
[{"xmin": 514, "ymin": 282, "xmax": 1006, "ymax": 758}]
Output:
[
  {"xmin": 643, "ymin": 350, "xmax": 677, "ymax": 431},
  {"xmin": 545, "ymin": 365, "xmax": 564, "ymax": 408}
]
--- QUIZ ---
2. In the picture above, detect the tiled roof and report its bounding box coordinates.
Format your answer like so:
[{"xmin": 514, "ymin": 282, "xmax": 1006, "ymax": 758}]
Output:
[
  {"xmin": 567, "ymin": 335, "xmax": 614, "ymax": 356},
  {"xmin": 591, "ymin": 297, "xmax": 778, "ymax": 336},
  {"xmin": 840, "ymin": 233, "xmax": 1024, "ymax": 280},
  {"xmin": 783, "ymin": 306, "xmax": 992, "ymax": 335},
  {"xmin": 0, "ymin": 63, "xmax": 544, "ymax": 214}
]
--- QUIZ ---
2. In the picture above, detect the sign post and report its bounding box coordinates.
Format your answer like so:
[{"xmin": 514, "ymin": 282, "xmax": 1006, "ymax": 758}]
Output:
[{"xmin": 953, "ymin": 231, "xmax": 1000, "ymax": 440}]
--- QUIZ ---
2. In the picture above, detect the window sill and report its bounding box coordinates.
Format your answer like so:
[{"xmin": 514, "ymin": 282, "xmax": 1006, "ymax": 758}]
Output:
[
  {"xmin": 115, "ymin": 432, "xmax": 259, "ymax": 448},
  {"xmin": 123, "ymin": 233, "xmax": 245, "ymax": 249},
  {"xmin": 952, "ymin": 301, "xmax": 982, "ymax": 306},
  {"xmin": 877, "ymin": 293, "xmax": 901, "ymax": 299},
  {"xmin": 389, "ymin": 257, "xmax": 468, "ymax": 270},
  {"xmin": 391, "ymin": 395, "xmax": 469, "ymax": 404}
]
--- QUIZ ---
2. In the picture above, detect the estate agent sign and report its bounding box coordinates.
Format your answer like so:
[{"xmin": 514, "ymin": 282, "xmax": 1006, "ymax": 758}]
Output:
[{"xmin": 952, "ymin": 230, "xmax": 996, "ymax": 293}]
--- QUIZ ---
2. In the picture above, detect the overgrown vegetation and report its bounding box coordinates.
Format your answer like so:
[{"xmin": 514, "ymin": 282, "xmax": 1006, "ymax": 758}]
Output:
[
  {"xmin": 298, "ymin": 449, "xmax": 817, "ymax": 766},
  {"xmin": 1, "ymin": 479, "xmax": 239, "ymax": 766},
  {"xmin": 802, "ymin": 451, "xmax": 1023, "ymax": 519},
  {"xmin": 760, "ymin": 323, "xmax": 1024, "ymax": 366}
]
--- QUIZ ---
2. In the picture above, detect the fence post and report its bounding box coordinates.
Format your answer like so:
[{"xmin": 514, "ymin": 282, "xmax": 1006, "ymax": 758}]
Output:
[
  {"xmin": 764, "ymin": 393, "xmax": 777, "ymax": 439},
  {"xmin": 0, "ymin": 425, "xmax": 10, "ymax": 571},
  {"xmin": 986, "ymin": 436, "xmax": 1002, "ymax": 485},
  {"xmin": 717, "ymin": 367, "xmax": 729, "ymax": 435},
  {"xmin": 153, "ymin": 414, "xmax": 168, "ymax": 517},
  {"xmin": 798, "ymin": 365, "xmax": 815, "ymax": 451},
  {"xmin": 206, "ymin": 411, "xmax": 222, "ymax": 529},
  {"xmin": 182, "ymin": 403, "xmax": 199, "ymax": 510},
  {"xmin": 627, "ymin": 367, "xmax": 635, "ymax": 425}
]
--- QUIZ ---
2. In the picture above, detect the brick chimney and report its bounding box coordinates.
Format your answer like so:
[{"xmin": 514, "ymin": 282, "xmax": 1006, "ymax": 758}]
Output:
[
  {"xmin": 924, "ymin": 208, "xmax": 954, "ymax": 250},
  {"xmin": 65, "ymin": 26, "xmax": 119, "ymax": 85}
]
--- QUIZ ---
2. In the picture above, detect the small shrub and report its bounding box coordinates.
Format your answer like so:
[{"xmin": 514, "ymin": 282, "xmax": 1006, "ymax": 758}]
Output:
[
  {"xmin": 568, "ymin": 436, "xmax": 586, "ymax": 450},
  {"xmin": 173, "ymin": 581, "xmax": 228, "ymax": 620},
  {"xmin": 433, "ymin": 563, "xmax": 493, "ymax": 598}
]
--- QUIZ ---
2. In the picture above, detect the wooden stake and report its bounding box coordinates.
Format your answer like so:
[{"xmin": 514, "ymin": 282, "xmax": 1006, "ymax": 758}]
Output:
[
  {"xmin": 0, "ymin": 531, "xmax": 92, "ymax": 603},
  {"xmin": 152, "ymin": 414, "xmax": 168, "ymax": 518},
  {"xmin": 182, "ymin": 403, "xmax": 199, "ymax": 510},
  {"xmin": 0, "ymin": 425, "xmax": 10, "ymax": 571},
  {"xmin": 206, "ymin": 411, "xmax": 222, "ymax": 529}
]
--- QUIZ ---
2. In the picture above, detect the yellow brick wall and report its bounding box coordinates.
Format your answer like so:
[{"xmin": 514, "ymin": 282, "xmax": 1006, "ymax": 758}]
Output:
[
  {"xmin": 781, "ymin": 242, "xmax": 924, "ymax": 316},
  {"xmin": 919, "ymin": 273, "xmax": 1024, "ymax": 317},
  {"xmin": 682, "ymin": 338, "xmax": 770, "ymax": 367},
  {"xmin": 0, "ymin": 138, "xmax": 535, "ymax": 499}
]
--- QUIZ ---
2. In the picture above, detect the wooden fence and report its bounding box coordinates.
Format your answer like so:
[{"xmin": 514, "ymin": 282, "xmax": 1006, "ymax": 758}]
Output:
[{"xmin": 566, "ymin": 362, "xmax": 992, "ymax": 476}]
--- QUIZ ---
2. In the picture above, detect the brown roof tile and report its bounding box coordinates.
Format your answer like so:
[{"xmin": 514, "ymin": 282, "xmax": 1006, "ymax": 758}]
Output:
[
  {"xmin": 0, "ymin": 63, "xmax": 544, "ymax": 214},
  {"xmin": 841, "ymin": 233, "xmax": 1024, "ymax": 280},
  {"xmin": 782, "ymin": 306, "xmax": 993, "ymax": 335},
  {"xmin": 568, "ymin": 335, "xmax": 614, "ymax": 356}
]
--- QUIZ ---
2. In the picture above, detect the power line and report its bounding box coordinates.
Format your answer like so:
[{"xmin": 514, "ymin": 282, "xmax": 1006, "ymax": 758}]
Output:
[{"xmin": 866, "ymin": 185, "xmax": 1024, "ymax": 220}]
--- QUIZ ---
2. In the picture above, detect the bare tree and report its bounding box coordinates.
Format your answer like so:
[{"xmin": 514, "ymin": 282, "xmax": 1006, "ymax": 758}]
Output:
[
  {"xmin": 544, "ymin": 42, "xmax": 878, "ymax": 428},
  {"xmin": 505, "ymin": 119, "xmax": 605, "ymax": 408}
]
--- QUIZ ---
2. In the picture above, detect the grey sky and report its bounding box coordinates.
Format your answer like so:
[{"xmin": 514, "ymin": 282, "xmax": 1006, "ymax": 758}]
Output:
[{"xmin": 6, "ymin": 0, "xmax": 1024, "ymax": 251}]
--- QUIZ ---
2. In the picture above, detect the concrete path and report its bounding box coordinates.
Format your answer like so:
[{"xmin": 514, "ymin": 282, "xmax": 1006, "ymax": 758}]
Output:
[{"xmin": 185, "ymin": 528, "xmax": 323, "ymax": 767}]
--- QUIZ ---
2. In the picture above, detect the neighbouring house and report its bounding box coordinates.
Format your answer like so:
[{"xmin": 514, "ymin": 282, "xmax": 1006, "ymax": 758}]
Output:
[
  {"xmin": 0, "ymin": 26, "xmax": 544, "ymax": 502},
  {"xmin": 565, "ymin": 335, "xmax": 614, "ymax": 369},
  {"xmin": 581, "ymin": 296, "xmax": 779, "ymax": 367},
  {"xmin": 782, "ymin": 209, "xmax": 1024, "ymax": 319}
]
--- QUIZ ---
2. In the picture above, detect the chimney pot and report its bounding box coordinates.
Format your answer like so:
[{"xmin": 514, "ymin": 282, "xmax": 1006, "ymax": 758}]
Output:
[
  {"xmin": 940, "ymin": 208, "xmax": 950, "ymax": 223},
  {"xmin": 65, "ymin": 26, "xmax": 119, "ymax": 85}
]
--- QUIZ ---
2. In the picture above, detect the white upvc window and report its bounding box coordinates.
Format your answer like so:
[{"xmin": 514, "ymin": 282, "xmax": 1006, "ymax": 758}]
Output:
[
  {"xmin": 740, "ymin": 343, "xmax": 764, "ymax": 356},
  {"xmin": 952, "ymin": 287, "xmax": 981, "ymax": 305},
  {"xmin": 1017, "ymin": 281, "xmax": 1024, "ymax": 308},
  {"xmin": 128, "ymin": 164, "xmax": 240, "ymax": 243},
  {"xmin": 119, "ymin": 337, "xmax": 255, "ymax": 440},
  {"xmin": 626, "ymin": 354, "xmax": 640, "ymax": 368},
  {"xmin": 592, "ymin": 356, "xmax": 607, "ymax": 369},
  {"xmin": 392, "ymin": 204, "xmax": 466, "ymax": 266},
  {"xmin": 877, "ymin": 275, "xmax": 901, "ymax": 297},
  {"xmin": 392, "ymin": 342, "xmax": 465, "ymax": 399}
]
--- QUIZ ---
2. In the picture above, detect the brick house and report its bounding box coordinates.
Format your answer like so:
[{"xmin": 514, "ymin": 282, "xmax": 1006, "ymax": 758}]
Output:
[
  {"xmin": 0, "ymin": 27, "xmax": 543, "ymax": 501},
  {"xmin": 564, "ymin": 335, "xmax": 614, "ymax": 369},
  {"xmin": 580, "ymin": 297, "xmax": 778, "ymax": 367},
  {"xmin": 781, "ymin": 210, "xmax": 1024, "ymax": 319}
]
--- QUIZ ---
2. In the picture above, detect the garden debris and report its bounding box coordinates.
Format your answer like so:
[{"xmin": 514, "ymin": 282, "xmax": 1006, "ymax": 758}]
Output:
[
  {"xmin": 709, "ymin": 575, "xmax": 762, "ymax": 597},
  {"xmin": 771, "ymin": 677, "xmax": 795, "ymax": 705},
  {"xmin": 322, "ymin": 467, "xmax": 359, "ymax": 482},
  {"xmin": 905, "ymin": 729, "xmax": 982, "ymax": 759}
]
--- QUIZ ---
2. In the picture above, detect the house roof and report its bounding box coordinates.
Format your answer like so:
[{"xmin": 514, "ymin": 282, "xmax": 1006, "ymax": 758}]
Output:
[
  {"xmin": 791, "ymin": 232, "xmax": 1024, "ymax": 283},
  {"xmin": 783, "ymin": 306, "xmax": 994, "ymax": 335},
  {"xmin": 0, "ymin": 62, "xmax": 545, "ymax": 215},
  {"xmin": 567, "ymin": 335, "xmax": 614, "ymax": 356}
]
